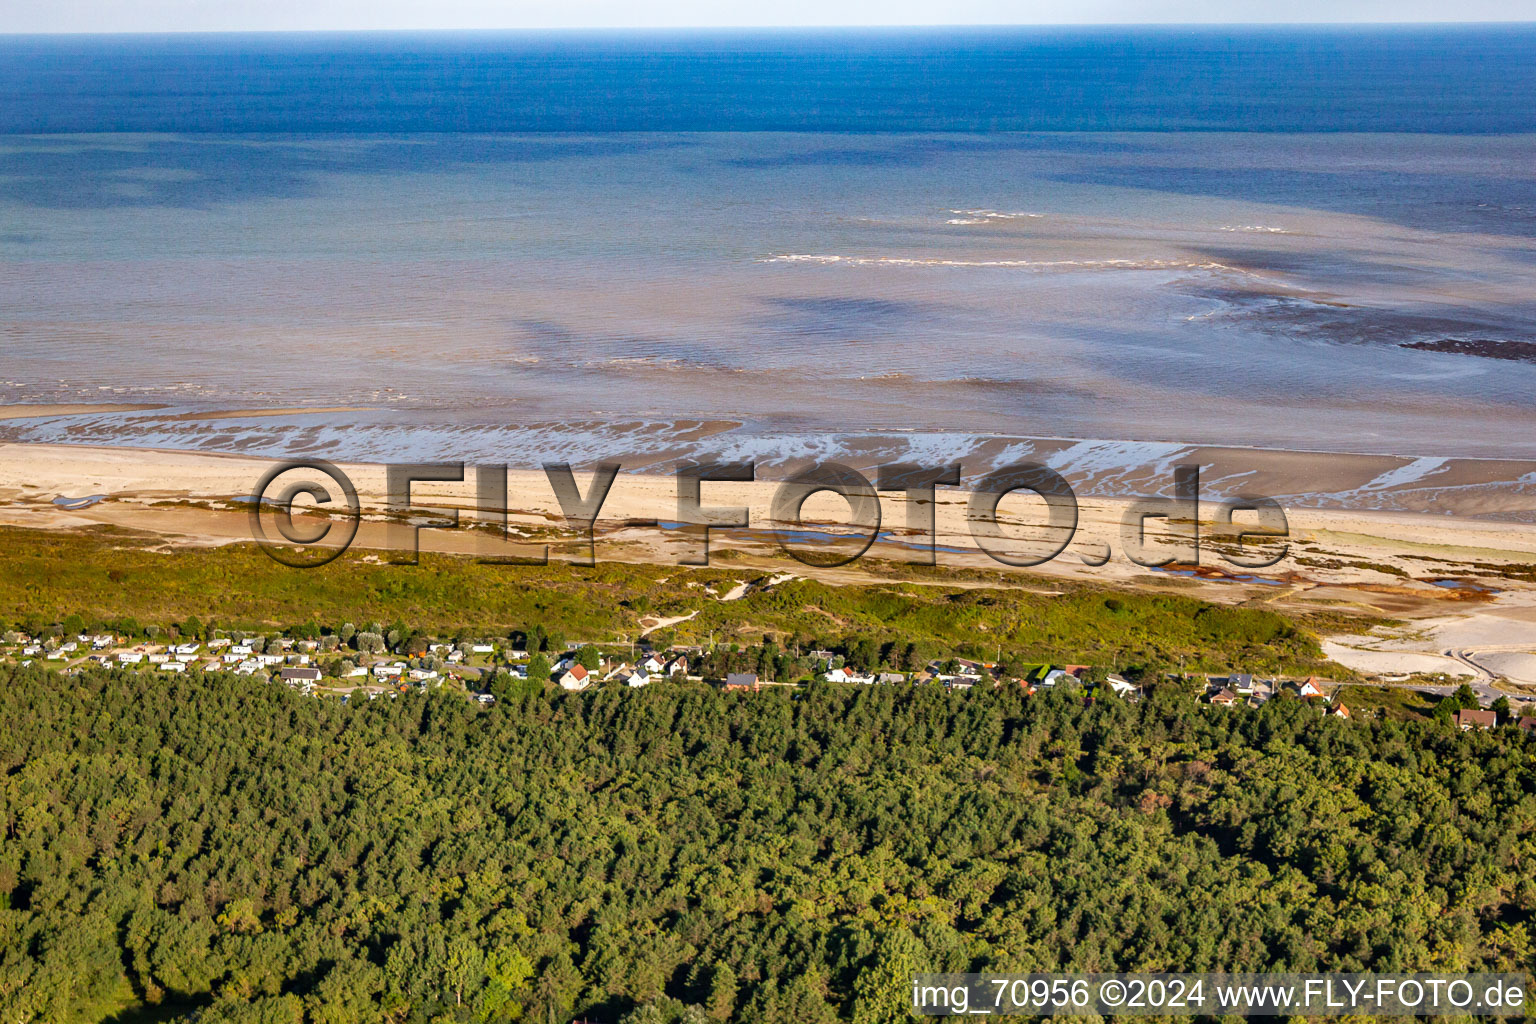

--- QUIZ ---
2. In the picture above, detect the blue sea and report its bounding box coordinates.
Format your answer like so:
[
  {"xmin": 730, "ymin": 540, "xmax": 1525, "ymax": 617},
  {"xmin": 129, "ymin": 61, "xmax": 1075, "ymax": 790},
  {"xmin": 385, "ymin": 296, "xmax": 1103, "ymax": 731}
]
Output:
[{"xmin": 1, "ymin": 27, "xmax": 1535, "ymax": 506}]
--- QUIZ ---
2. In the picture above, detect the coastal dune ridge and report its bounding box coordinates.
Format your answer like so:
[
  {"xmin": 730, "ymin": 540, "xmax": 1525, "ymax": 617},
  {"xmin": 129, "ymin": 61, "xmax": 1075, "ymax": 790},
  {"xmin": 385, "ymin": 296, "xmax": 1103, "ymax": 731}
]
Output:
[{"xmin": 6, "ymin": 438, "xmax": 1536, "ymax": 680}]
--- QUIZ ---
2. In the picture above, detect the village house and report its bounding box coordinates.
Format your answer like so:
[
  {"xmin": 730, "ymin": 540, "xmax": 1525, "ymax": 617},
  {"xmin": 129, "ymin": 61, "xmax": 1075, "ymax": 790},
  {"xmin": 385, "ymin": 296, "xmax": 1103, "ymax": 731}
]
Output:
[
  {"xmin": 1291, "ymin": 677, "xmax": 1328, "ymax": 700},
  {"xmin": 1328, "ymin": 702, "xmax": 1352, "ymax": 719},
  {"xmin": 558, "ymin": 664, "xmax": 592, "ymax": 691},
  {"xmin": 620, "ymin": 668, "xmax": 650, "ymax": 688},
  {"xmin": 1457, "ymin": 708, "xmax": 1497, "ymax": 731},
  {"xmin": 1208, "ymin": 688, "xmax": 1237, "ymax": 707},
  {"xmin": 824, "ymin": 666, "xmax": 876, "ymax": 684},
  {"xmin": 281, "ymin": 667, "xmax": 323, "ymax": 684},
  {"xmin": 723, "ymin": 672, "xmax": 760, "ymax": 692},
  {"xmin": 1104, "ymin": 674, "xmax": 1140, "ymax": 699}
]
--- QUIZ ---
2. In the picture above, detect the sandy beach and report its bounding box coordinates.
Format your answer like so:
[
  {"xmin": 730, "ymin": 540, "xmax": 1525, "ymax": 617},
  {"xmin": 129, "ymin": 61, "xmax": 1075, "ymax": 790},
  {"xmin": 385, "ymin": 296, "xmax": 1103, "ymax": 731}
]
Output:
[{"xmin": 4, "ymin": 438, "xmax": 1536, "ymax": 679}]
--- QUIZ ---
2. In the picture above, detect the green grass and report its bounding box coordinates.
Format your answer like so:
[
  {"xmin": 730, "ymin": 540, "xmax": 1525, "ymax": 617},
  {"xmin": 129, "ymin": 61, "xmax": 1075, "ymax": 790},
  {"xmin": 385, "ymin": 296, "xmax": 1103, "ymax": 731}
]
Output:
[
  {"xmin": 0, "ymin": 524, "xmax": 1362, "ymax": 675},
  {"xmin": 1333, "ymin": 684, "xmax": 1440, "ymax": 721}
]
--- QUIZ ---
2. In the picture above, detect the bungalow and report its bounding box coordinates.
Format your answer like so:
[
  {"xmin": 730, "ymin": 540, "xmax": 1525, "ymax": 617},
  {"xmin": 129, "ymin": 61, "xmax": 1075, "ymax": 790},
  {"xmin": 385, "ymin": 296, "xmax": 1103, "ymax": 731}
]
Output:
[
  {"xmin": 825, "ymin": 666, "xmax": 875, "ymax": 684},
  {"xmin": 90, "ymin": 635, "xmax": 115, "ymax": 650},
  {"xmin": 1519, "ymin": 716, "xmax": 1536, "ymax": 734},
  {"xmin": 946, "ymin": 677, "xmax": 975, "ymax": 691},
  {"xmin": 147, "ymin": 653, "xmax": 170, "ymax": 664},
  {"xmin": 723, "ymin": 672, "xmax": 760, "ymax": 693},
  {"xmin": 174, "ymin": 653, "xmax": 197, "ymax": 663},
  {"xmin": 281, "ymin": 667, "xmax": 323, "ymax": 683},
  {"xmin": 257, "ymin": 654, "xmax": 285, "ymax": 667},
  {"xmin": 159, "ymin": 661, "xmax": 186, "ymax": 673},
  {"xmin": 343, "ymin": 666, "xmax": 369, "ymax": 678},
  {"xmin": 1457, "ymin": 708, "xmax": 1497, "ymax": 731},
  {"xmin": 475, "ymin": 693, "xmax": 495, "ymax": 705},
  {"xmin": 446, "ymin": 650, "xmax": 464, "ymax": 663},
  {"xmin": 173, "ymin": 643, "xmax": 200, "ymax": 656},
  {"xmin": 22, "ymin": 645, "xmax": 40, "ymax": 656},
  {"xmin": 470, "ymin": 644, "xmax": 495, "ymax": 655},
  {"xmin": 118, "ymin": 652, "xmax": 144, "ymax": 664},
  {"xmin": 876, "ymin": 672, "xmax": 906, "ymax": 685},
  {"xmin": 408, "ymin": 669, "xmax": 438, "ymax": 682},
  {"xmin": 221, "ymin": 653, "xmax": 244, "ymax": 664},
  {"xmin": 231, "ymin": 645, "xmax": 253, "ymax": 658},
  {"xmin": 235, "ymin": 659, "xmax": 262, "ymax": 675},
  {"xmin": 373, "ymin": 664, "xmax": 404, "ymax": 679},
  {"xmin": 1208, "ymin": 688, "xmax": 1237, "ymax": 707},
  {"xmin": 558, "ymin": 664, "xmax": 592, "ymax": 692},
  {"xmin": 286, "ymin": 653, "xmax": 311, "ymax": 666},
  {"xmin": 208, "ymin": 638, "xmax": 231, "ymax": 650}
]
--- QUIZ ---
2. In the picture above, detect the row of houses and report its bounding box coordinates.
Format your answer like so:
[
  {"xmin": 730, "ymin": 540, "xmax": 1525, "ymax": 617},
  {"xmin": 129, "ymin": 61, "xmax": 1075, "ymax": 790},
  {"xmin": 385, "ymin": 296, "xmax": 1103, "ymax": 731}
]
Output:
[
  {"xmin": 1205, "ymin": 675, "xmax": 1329, "ymax": 708},
  {"xmin": 555, "ymin": 651, "xmax": 693, "ymax": 692},
  {"xmin": 1456, "ymin": 708, "xmax": 1536, "ymax": 732}
]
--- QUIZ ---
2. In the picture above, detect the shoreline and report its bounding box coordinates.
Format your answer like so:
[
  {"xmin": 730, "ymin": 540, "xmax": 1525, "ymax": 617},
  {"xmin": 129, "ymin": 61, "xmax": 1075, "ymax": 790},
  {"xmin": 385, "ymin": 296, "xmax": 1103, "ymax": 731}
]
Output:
[
  {"xmin": 9, "ymin": 399, "xmax": 1536, "ymax": 463},
  {"xmin": 2, "ymin": 405, "xmax": 1536, "ymax": 522}
]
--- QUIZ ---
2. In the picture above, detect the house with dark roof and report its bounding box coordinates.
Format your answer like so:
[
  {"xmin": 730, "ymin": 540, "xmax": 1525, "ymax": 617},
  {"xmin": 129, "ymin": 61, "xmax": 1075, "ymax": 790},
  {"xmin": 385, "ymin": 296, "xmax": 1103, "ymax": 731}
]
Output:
[{"xmin": 723, "ymin": 672, "xmax": 760, "ymax": 693}]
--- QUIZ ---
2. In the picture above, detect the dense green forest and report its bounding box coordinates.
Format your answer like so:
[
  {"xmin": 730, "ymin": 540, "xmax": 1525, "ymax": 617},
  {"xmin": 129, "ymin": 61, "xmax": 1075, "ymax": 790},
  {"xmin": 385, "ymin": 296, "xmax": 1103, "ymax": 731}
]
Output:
[{"xmin": 3, "ymin": 664, "xmax": 1533, "ymax": 1023}]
